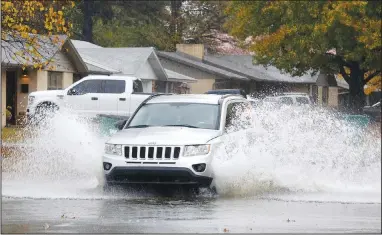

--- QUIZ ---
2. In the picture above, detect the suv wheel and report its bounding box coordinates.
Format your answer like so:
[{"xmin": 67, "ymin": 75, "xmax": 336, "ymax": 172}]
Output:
[
  {"xmin": 183, "ymin": 185, "xmax": 200, "ymax": 195},
  {"xmin": 103, "ymin": 181, "xmax": 118, "ymax": 194}
]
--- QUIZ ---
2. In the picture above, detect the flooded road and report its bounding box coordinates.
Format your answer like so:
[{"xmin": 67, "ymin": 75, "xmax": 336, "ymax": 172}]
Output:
[
  {"xmin": 2, "ymin": 108, "xmax": 381, "ymax": 233},
  {"xmin": 2, "ymin": 192, "xmax": 381, "ymax": 233}
]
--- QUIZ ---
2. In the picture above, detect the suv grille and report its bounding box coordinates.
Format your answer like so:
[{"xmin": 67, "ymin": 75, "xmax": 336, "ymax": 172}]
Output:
[{"xmin": 124, "ymin": 146, "xmax": 182, "ymax": 160}]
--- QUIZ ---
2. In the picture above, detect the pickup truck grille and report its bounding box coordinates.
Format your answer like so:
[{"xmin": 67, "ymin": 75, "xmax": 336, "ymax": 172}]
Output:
[{"xmin": 124, "ymin": 146, "xmax": 181, "ymax": 160}]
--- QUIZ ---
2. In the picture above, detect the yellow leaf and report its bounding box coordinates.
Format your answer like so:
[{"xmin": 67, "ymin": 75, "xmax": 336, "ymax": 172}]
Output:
[
  {"xmin": 40, "ymin": 7, "xmax": 44, "ymax": 11},
  {"xmin": 21, "ymin": 32, "xmax": 28, "ymax": 38},
  {"xmin": 58, "ymin": 11, "xmax": 63, "ymax": 16}
]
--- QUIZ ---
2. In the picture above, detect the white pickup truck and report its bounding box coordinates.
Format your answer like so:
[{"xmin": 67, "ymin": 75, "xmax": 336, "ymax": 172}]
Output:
[{"xmin": 27, "ymin": 75, "xmax": 155, "ymax": 121}]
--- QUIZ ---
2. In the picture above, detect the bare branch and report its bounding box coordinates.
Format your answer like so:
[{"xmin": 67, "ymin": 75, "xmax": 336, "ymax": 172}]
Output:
[
  {"xmin": 339, "ymin": 66, "xmax": 351, "ymax": 84},
  {"xmin": 364, "ymin": 70, "xmax": 381, "ymax": 85}
]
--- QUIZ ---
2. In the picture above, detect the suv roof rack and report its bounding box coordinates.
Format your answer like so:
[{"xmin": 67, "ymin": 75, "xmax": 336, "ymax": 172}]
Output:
[{"xmin": 142, "ymin": 93, "xmax": 173, "ymax": 105}]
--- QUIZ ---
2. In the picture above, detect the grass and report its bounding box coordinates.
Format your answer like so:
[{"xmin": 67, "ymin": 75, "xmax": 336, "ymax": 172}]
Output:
[
  {"xmin": 1, "ymin": 126, "xmax": 34, "ymax": 143},
  {"xmin": 1, "ymin": 127, "xmax": 34, "ymax": 158}
]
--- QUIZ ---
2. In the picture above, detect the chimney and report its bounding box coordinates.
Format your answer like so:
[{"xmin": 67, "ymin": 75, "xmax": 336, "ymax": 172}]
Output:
[{"xmin": 176, "ymin": 44, "xmax": 205, "ymax": 60}]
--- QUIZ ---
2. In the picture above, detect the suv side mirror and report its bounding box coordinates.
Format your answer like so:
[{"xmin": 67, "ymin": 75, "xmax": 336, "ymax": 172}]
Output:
[
  {"xmin": 67, "ymin": 88, "xmax": 77, "ymax": 95},
  {"xmin": 114, "ymin": 120, "xmax": 127, "ymax": 131}
]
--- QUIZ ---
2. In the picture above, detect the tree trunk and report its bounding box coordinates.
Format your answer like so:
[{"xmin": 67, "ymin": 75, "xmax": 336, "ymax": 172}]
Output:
[
  {"xmin": 346, "ymin": 64, "xmax": 366, "ymax": 114},
  {"xmin": 82, "ymin": 0, "xmax": 94, "ymax": 43},
  {"xmin": 170, "ymin": 0, "xmax": 183, "ymax": 45}
]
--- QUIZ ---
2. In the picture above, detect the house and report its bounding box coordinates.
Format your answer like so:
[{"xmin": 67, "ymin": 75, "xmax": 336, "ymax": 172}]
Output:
[
  {"xmin": 1, "ymin": 34, "xmax": 88, "ymax": 127},
  {"xmin": 1, "ymin": 33, "xmax": 353, "ymax": 128},
  {"xmin": 70, "ymin": 40, "xmax": 196, "ymax": 93},
  {"xmin": 157, "ymin": 44, "xmax": 250, "ymax": 94},
  {"xmin": 157, "ymin": 43, "xmax": 349, "ymax": 107},
  {"xmin": 1, "ymin": 34, "xmax": 196, "ymax": 127}
]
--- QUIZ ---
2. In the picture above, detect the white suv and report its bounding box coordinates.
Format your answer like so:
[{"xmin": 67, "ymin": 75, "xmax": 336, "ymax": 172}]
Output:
[
  {"xmin": 102, "ymin": 94, "xmax": 253, "ymax": 194},
  {"xmin": 263, "ymin": 92, "xmax": 314, "ymax": 106}
]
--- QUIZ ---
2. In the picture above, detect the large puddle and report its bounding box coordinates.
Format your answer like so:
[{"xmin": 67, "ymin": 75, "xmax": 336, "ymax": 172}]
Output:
[{"xmin": 2, "ymin": 103, "xmax": 381, "ymax": 203}]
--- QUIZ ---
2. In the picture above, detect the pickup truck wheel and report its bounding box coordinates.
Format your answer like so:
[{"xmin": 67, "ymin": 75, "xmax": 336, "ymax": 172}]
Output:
[{"xmin": 35, "ymin": 102, "xmax": 59, "ymax": 122}]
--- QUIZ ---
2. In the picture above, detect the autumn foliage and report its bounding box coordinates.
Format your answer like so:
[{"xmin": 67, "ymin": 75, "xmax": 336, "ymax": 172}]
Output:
[
  {"xmin": 224, "ymin": 1, "xmax": 381, "ymax": 110},
  {"xmin": 1, "ymin": 0, "xmax": 75, "ymax": 69}
]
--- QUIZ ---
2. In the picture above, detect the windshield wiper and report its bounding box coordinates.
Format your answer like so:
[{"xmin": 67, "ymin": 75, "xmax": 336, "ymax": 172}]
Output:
[
  {"xmin": 127, "ymin": 124, "xmax": 199, "ymax": 129},
  {"xmin": 163, "ymin": 124, "xmax": 198, "ymax": 128},
  {"xmin": 126, "ymin": 125, "xmax": 151, "ymax": 129}
]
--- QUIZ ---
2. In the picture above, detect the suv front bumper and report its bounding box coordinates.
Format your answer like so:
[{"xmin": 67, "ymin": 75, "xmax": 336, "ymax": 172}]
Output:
[
  {"xmin": 103, "ymin": 151, "xmax": 215, "ymax": 187},
  {"xmin": 104, "ymin": 166, "xmax": 213, "ymax": 187}
]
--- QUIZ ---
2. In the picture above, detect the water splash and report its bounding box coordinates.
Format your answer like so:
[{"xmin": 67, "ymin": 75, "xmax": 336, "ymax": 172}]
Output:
[
  {"xmin": 2, "ymin": 104, "xmax": 381, "ymax": 202},
  {"xmin": 212, "ymin": 104, "xmax": 381, "ymax": 202},
  {"xmin": 2, "ymin": 112, "xmax": 108, "ymax": 199}
]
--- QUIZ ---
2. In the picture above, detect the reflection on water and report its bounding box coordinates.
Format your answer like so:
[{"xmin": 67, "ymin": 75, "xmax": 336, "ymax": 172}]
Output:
[{"xmin": 2, "ymin": 196, "xmax": 381, "ymax": 233}]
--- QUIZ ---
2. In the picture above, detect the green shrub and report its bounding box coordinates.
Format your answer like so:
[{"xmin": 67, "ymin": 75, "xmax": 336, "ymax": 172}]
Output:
[{"xmin": 6, "ymin": 109, "xmax": 12, "ymax": 121}]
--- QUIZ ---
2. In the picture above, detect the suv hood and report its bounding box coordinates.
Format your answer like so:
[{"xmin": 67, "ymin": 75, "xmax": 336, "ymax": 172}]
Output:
[
  {"xmin": 107, "ymin": 126, "xmax": 221, "ymax": 145},
  {"xmin": 29, "ymin": 90, "xmax": 65, "ymax": 97}
]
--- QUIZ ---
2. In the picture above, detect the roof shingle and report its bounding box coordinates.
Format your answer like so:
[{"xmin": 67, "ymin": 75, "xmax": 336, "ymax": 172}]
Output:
[
  {"xmin": 157, "ymin": 51, "xmax": 249, "ymax": 81},
  {"xmin": 75, "ymin": 47, "xmax": 155, "ymax": 75},
  {"xmin": 203, "ymin": 55, "xmax": 319, "ymax": 83},
  {"xmin": 2, "ymin": 33, "xmax": 67, "ymax": 66}
]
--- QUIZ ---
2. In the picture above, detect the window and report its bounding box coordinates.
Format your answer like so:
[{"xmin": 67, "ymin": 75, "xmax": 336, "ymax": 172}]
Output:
[
  {"xmin": 69, "ymin": 79, "xmax": 102, "ymax": 95},
  {"xmin": 322, "ymin": 86, "xmax": 329, "ymax": 106},
  {"xmin": 133, "ymin": 80, "xmax": 143, "ymax": 92},
  {"xmin": 311, "ymin": 85, "xmax": 318, "ymax": 103},
  {"xmin": 127, "ymin": 103, "xmax": 220, "ymax": 130},
  {"xmin": 103, "ymin": 80, "xmax": 125, "ymax": 94},
  {"xmin": 48, "ymin": 72, "xmax": 63, "ymax": 90},
  {"xmin": 279, "ymin": 97, "xmax": 293, "ymax": 105},
  {"xmin": 296, "ymin": 97, "xmax": 310, "ymax": 105},
  {"xmin": 225, "ymin": 101, "xmax": 252, "ymax": 131}
]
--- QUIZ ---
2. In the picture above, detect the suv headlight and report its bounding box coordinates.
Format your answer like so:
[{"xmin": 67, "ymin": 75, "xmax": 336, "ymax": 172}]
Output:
[
  {"xmin": 28, "ymin": 96, "xmax": 35, "ymax": 105},
  {"xmin": 105, "ymin": 144, "xmax": 122, "ymax": 155},
  {"xmin": 183, "ymin": 144, "xmax": 210, "ymax": 157}
]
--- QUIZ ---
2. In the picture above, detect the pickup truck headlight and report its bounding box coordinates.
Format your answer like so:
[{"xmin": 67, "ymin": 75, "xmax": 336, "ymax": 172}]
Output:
[
  {"xmin": 28, "ymin": 96, "xmax": 35, "ymax": 105},
  {"xmin": 183, "ymin": 144, "xmax": 210, "ymax": 157},
  {"xmin": 105, "ymin": 144, "xmax": 122, "ymax": 155}
]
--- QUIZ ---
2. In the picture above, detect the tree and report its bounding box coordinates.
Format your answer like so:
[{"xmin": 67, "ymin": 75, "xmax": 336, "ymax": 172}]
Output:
[
  {"xmin": 92, "ymin": 1, "xmax": 173, "ymax": 50},
  {"xmin": 68, "ymin": 0, "xmax": 172, "ymax": 49},
  {"xmin": 363, "ymin": 73, "xmax": 381, "ymax": 96},
  {"xmin": 180, "ymin": 1, "xmax": 229, "ymax": 47},
  {"xmin": 1, "ymin": 0, "xmax": 75, "ymax": 69},
  {"xmin": 70, "ymin": 0, "xmax": 231, "ymax": 51},
  {"xmin": 170, "ymin": 0, "xmax": 184, "ymax": 44},
  {"xmin": 66, "ymin": 0, "xmax": 114, "ymax": 42},
  {"xmin": 224, "ymin": 1, "xmax": 381, "ymax": 112}
]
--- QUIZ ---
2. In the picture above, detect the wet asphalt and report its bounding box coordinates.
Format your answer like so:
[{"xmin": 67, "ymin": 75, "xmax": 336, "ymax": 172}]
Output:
[{"xmin": 2, "ymin": 192, "xmax": 381, "ymax": 233}]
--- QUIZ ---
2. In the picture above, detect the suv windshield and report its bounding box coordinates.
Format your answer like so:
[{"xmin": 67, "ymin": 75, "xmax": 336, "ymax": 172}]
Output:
[{"xmin": 126, "ymin": 103, "xmax": 220, "ymax": 130}]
